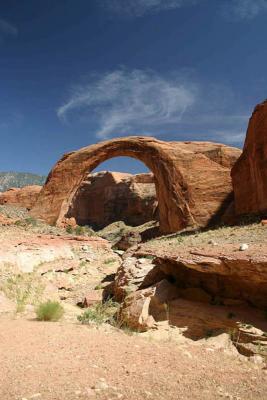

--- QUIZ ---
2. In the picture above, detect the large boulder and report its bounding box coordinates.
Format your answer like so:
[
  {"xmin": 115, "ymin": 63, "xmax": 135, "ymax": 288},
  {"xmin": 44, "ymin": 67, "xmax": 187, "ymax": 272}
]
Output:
[
  {"xmin": 118, "ymin": 279, "xmax": 180, "ymax": 332},
  {"xmin": 0, "ymin": 185, "xmax": 42, "ymax": 210},
  {"xmin": 31, "ymin": 137, "xmax": 241, "ymax": 234},
  {"xmin": 232, "ymin": 100, "xmax": 267, "ymax": 216},
  {"xmin": 66, "ymin": 171, "xmax": 158, "ymax": 229},
  {"xmin": 113, "ymin": 257, "xmax": 161, "ymax": 301}
]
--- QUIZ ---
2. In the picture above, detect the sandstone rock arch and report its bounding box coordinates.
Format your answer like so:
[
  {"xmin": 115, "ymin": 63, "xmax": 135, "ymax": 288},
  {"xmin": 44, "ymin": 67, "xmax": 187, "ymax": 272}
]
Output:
[{"xmin": 31, "ymin": 136, "xmax": 241, "ymax": 233}]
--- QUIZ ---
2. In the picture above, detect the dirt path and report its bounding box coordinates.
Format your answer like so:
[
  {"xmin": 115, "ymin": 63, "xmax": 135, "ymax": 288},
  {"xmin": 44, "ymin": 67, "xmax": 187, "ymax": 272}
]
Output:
[{"xmin": 0, "ymin": 318, "xmax": 266, "ymax": 400}]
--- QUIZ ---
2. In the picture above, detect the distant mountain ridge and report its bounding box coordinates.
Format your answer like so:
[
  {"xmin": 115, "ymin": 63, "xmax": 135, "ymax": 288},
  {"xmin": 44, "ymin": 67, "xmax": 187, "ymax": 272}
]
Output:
[{"xmin": 0, "ymin": 172, "xmax": 46, "ymax": 192}]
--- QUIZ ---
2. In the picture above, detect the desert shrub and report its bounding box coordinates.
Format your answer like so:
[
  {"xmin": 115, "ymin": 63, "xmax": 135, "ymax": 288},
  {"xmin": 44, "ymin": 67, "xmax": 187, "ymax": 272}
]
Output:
[
  {"xmin": 1, "ymin": 273, "xmax": 44, "ymax": 313},
  {"xmin": 77, "ymin": 225, "xmax": 95, "ymax": 236},
  {"xmin": 36, "ymin": 300, "xmax": 64, "ymax": 321},
  {"xmin": 15, "ymin": 216, "xmax": 39, "ymax": 228},
  {"xmin": 140, "ymin": 255, "xmax": 155, "ymax": 260},
  {"xmin": 104, "ymin": 258, "xmax": 116, "ymax": 265},
  {"xmin": 66, "ymin": 225, "xmax": 95, "ymax": 236},
  {"xmin": 66, "ymin": 225, "xmax": 73, "ymax": 234},
  {"xmin": 77, "ymin": 299, "xmax": 119, "ymax": 325}
]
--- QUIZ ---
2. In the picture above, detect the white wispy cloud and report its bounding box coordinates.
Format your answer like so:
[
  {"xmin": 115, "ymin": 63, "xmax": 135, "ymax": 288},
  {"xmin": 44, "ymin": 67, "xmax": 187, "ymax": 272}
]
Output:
[
  {"xmin": 57, "ymin": 69, "xmax": 197, "ymax": 139},
  {"xmin": 57, "ymin": 68, "xmax": 250, "ymax": 147},
  {"xmin": 221, "ymin": 0, "xmax": 267, "ymax": 20},
  {"xmin": 101, "ymin": 0, "xmax": 200, "ymax": 17},
  {"xmin": 100, "ymin": 0, "xmax": 267, "ymax": 20},
  {"xmin": 0, "ymin": 18, "xmax": 18, "ymax": 36}
]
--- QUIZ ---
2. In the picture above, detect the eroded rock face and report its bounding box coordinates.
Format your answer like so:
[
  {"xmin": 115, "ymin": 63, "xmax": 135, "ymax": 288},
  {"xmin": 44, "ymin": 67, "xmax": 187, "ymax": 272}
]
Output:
[
  {"xmin": 116, "ymin": 250, "xmax": 267, "ymax": 356},
  {"xmin": 66, "ymin": 171, "xmax": 157, "ymax": 229},
  {"xmin": 113, "ymin": 257, "xmax": 163, "ymax": 301},
  {"xmin": 232, "ymin": 100, "xmax": 267, "ymax": 216},
  {"xmin": 31, "ymin": 137, "xmax": 241, "ymax": 233},
  {"xmin": 0, "ymin": 185, "xmax": 42, "ymax": 210}
]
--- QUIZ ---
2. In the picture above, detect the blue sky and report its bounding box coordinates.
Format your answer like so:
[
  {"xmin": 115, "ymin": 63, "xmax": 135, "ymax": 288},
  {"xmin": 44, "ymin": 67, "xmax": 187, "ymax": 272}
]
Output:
[{"xmin": 1, "ymin": 0, "xmax": 267, "ymax": 175}]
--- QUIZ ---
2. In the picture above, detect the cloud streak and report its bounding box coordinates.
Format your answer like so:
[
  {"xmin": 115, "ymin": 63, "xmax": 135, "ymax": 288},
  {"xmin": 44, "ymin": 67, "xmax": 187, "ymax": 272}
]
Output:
[
  {"xmin": 0, "ymin": 18, "xmax": 18, "ymax": 36},
  {"xmin": 57, "ymin": 68, "xmax": 249, "ymax": 147},
  {"xmin": 100, "ymin": 0, "xmax": 267, "ymax": 21},
  {"xmin": 101, "ymin": 0, "xmax": 200, "ymax": 17},
  {"xmin": 57, "ymin": 69, "xmax": 197, "ymax": 139},
  {"xmin": 221, "ymin": 0, "xmax": 267, "ymax": 20}
]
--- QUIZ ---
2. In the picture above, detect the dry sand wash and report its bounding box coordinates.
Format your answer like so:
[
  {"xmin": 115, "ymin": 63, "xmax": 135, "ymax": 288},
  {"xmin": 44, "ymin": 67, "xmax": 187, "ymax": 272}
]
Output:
[{"xmin": 0, "ymin": 318, "xmax": 267, "ymax": 400}]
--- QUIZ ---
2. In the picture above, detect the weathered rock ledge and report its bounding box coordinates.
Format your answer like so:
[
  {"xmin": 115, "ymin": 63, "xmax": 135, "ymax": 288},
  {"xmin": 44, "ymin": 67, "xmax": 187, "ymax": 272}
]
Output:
[
  {"xmin": 113, "ymin": 246, "xmax": 267, "ymax": 356},
  {"xmin": 132, "ymin": 244, "xmax": 267, "ymax": 307}
]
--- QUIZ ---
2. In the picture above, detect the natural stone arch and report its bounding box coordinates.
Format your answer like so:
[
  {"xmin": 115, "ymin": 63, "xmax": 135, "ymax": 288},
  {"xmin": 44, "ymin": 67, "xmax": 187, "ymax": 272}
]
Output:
[{"xmin": 31, "ymin": 136, "xmax": 241, "ymax": 233}]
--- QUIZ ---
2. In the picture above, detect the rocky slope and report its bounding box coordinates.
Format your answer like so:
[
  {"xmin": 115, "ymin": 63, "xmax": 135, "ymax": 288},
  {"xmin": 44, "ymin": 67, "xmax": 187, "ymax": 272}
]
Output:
[
  {"xmin": 0, "ymin": 172, "xmax": 46, "ymax": 192},
  {"xmin": 111, "ymin": 223, "xmax": 267, "ymax": 358},
  {"xmin": 0, "ymin": 206, "xmax": 266, "ymax": 363}
]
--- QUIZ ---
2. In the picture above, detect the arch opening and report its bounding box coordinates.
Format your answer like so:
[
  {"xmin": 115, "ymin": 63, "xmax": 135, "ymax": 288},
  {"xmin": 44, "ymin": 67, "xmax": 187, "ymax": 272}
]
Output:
[{"xmin": 65, "ymin": 156, "xmax": 159, "ymax": 231}]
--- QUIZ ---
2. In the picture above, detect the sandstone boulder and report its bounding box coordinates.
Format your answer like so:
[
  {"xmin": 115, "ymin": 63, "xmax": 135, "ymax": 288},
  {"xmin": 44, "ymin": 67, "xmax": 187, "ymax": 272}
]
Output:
[
  {"xmin": 0, "ymin": 185, "xmax": 42, "ymax": 210},
  {"xmin": 119, "ymin": 279, "xmax": 185, "ymax": 331},
  {"xmin": 81, "ymin": 290, "xmax": 104, "ymax": 308},
  {"xmin": 114, "ymin": 230, "xmax": 142, "ymax": 250},
  {"xmin": 113, "ymin": 256, "xmax": 164, "ymax": 302}
]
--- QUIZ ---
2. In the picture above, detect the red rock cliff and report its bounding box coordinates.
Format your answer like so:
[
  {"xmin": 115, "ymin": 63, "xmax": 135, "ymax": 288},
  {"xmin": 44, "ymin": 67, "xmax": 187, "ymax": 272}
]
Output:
[{"xmin": 232, "ymin": 100, "xmax": 267, "ymax": 216}]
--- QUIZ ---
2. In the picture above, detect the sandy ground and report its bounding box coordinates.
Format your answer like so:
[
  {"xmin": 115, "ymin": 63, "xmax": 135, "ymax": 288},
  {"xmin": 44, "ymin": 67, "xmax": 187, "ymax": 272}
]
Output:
[
  {"xmin": 0, "ymin": 214, "xmax": 267, "ymax": 400},
  {"xmin": 0, "ymin": 317, "xmax": 266, "ymax": 400}
]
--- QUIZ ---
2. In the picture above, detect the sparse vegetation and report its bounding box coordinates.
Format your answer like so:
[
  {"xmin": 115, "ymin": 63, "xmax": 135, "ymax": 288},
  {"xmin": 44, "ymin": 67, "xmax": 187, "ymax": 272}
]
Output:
[
  {"xmin": 104, "ymin": 258, "xmax": 116, "ymax": 265},
  {"xmin": 77, "ymin": 299, "xmax": 119, "ymax": 325},
  {"xmin": 66, "ymin": 225, "xmax": 95, "ymax": 236},
  {"xmin": 36, "ymin": 300, "xmax": 64, "ymax": 321},
  {"xmin": 143, "ymin": 221, "xmax": 267, "ymax": 252},
  {"xmin": 1, "ymin": 273, "xmax": 44, "ymax": 313},
  {"xmin": 243, "ymin": 324, "xmax": 253, "ymax": 329},
  {"xmin": 94, "ymin": 284, "xmax": 103, "ymax": 290},
  {"xmin": 140, "ymin": 254, "xmax": 155, "ymax": 260},
  {"xmin": 66, "ymin": 225, "xmax": 73, "ymax": 234},
  {"xmin": 15, "ymin": 216, "xmax": 39, "ymax": 227}
]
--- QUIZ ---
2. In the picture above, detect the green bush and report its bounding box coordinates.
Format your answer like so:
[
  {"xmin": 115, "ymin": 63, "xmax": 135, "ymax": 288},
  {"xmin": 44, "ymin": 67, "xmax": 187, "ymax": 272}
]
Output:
[
  {"xmin": 66, "ymin": 225, "xmax": 95, "ymax": 236},
  {"xmin": 15, "ymin": 217, "xmax": 39, "ymax": 228},
  {"xmin": 77, "ymin": 299, "xmax": 119, "ymax": 325},
  {"xmin": 66, "ymin": 225, "xmax": 73, "ymax": 234},
  {"xmin": 36, "ymin": 300, "xmax": 64, "ymax": 321},
  {"xmin": 104, "ymin": 258, "xmax": 116, "ymax": 265}
]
